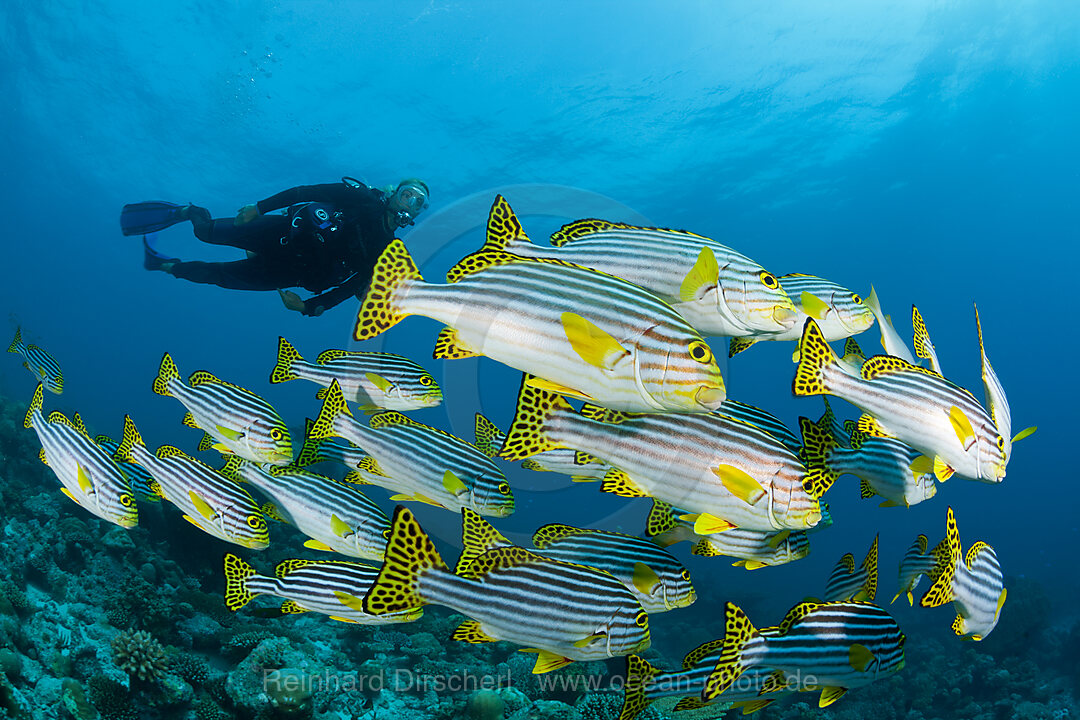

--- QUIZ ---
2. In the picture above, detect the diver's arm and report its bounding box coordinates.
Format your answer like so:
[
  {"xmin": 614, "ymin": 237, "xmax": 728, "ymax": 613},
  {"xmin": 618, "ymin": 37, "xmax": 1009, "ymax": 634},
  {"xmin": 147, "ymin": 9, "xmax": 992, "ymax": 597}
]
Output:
[{"xmin": 254, "ymin": 183, "xmax": 358, "ymax": 215}]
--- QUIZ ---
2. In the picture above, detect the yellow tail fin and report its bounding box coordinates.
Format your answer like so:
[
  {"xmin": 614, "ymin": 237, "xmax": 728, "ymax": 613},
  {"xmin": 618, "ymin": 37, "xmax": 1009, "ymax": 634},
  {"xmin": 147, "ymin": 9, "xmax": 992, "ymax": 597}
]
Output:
[
  {"xmin": 223, "ymin": 553, "xmax": 258, "ymax": 611},
  {"xmin": 797, "ymin": 416, "xmax": 840, "ymax": 499},
  {"xmin": 859, "ymin": 535, "xmax": 879, "ymax": 601},
  {"xmin": 792, "ymin": 319, "xmax": 840, "ymax": 397},
  {"xmin": 703, "ymin": 602, "xmax": 757, "ymax": 701},
  {"xmin": 498, "ymin": 375, "xmax": 574, "ymax": 461},
  {"xmin": 353, "ymin": 239, "xmax": 422, "ymax": 341},
  {"xmin": 921, "ymin": 507, "xmax": 960, "ymax": 608},
  {"xmin": 480, "ymin": 195, "xmax": 533, "ymax": 253},
  {"xmin": 7, "ymin": 327, "xmax": 22, "ymax": 354},
  {"xmin": 310, "ymin": 380, "xmax": 352, "ymax": 445},
  {"xmin": 153, "ymin": 352, "xmax": 181, "ymax": 396},
  {"xmin": 472, "ymin": 413, "xmax": 504, "ymax": 458},
  {"xmin": 24, "ymin": 383, "xmax": 43, "ymax": 429},
  {"xmin": 618, "ymin": 655, "xmax": 660, "ymax": 720},
  {"xmin": 363, "ymin": 506, "xmax": 445, "ymax": 615},
  {"xmin": 269, "ymin": 337, "xmax": 303, "ymax": 384},
  {"xmin": 113, "ymin": 415, "xmax": 145, "ymax": 463}
]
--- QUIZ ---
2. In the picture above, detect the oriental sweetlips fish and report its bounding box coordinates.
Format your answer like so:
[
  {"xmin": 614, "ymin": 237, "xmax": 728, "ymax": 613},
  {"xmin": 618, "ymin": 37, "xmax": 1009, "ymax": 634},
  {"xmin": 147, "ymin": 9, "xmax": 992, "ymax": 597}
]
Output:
[{"xmin": 8, "ymin": 327, "xmax": 63, "ymax": 394}]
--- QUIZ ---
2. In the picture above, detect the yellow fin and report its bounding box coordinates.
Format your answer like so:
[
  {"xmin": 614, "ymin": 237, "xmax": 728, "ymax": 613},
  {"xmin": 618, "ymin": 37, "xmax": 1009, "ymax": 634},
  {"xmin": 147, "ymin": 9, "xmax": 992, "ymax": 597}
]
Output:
[
  {"xmin": 433, "ymin": 326, "xmax": 482, "ymax": 359},
  {"xmin": 60, "ymin": 487, "xmax": 81, "ymax": 505},
  {"xmin": 572, "ymin": 633, "xmax": 606, "ymax": 649},
  {"xmin": 561, "ymin": 312, "xmax": 628, "ymax": 370},
  {"xmin": 38, "ymin": 448, "xmax": 49, "ymax": 466},
  {"xmin": 947, "ymin": 406, "xmax": 975, "ymax": 449},
  {"xmin": 766, "ymin": 530, "xmax": 791, "ymax": 549},
  {"xmin": 452, "ymin": 620, "xmax": 498, "ymax": 643},
  {"xmin": 933, "ymin": 456, "xmax": 955, "ymax": 482},
  {"xmin": 631, "ymin": 562, "xmax": 661, "ymax": 596},
  {"xmin": 909, "ymin": 455, "xmax": 934, "ymax": 477},
  {"xmin": 330, "ymin": 514, "xmax": 352, "ymax": 538},
  {"xmin": 523, "ymin": 375, "xmax": 593, "ymax": 401},
  {"xmin": 800, "ymin": 291, "xmax": 831, "ymax": 320},
  {"xmin": 189, "ymin": 491, "xmax": 216, "ymax": 520},
  {"xmin": 76, "ymin": 464, "xmax": 94, "ymax": 493},
  {"xmin": 520, "ymin": 649, "xmax": 574, "ymax": 674},
  {"xmin": 679, "ymin": 246, "xmax": 719, "ymax": 302},
  {"xmin": 442, "ymin": 470, "xmax": 467, "ymax": 495},
  {"xmin": 1012, "ymin": 426, "xmax": 1037, "ymax": 443},
  {"xmin": 364, "ymin": 372, "xmax": 393, "ymax": 392},
  {"xmin": 599, "ymin": 468, "xmax": 648, "ymax": 498},
  {"xmin": 694, "ymin": 513, "xmax": 735, "ymax": 535},
  {"xmin": 215, "ymin": 425, "xmax": 244, "ymax": 442},
  {"xmin": 819, "ymin": 687, "xmax": 847, "ymax": 708},
  {"xmin": 332, "ymin": 590, "xmax": 366, "ymax": 612},
  {"xmin": 303, "ymin": 539, "xmax": 335, "ymax": 551},
  {"xmin": 713, "ymin": 464, "xmax": 767, "ymax": 505}
]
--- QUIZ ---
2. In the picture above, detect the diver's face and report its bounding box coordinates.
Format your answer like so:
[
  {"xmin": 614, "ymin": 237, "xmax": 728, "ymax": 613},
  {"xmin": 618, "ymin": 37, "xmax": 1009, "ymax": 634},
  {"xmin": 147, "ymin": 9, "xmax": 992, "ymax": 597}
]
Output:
[{"xmin": 389, "ymin": 184, "xmax": 428, "ymax": 217}]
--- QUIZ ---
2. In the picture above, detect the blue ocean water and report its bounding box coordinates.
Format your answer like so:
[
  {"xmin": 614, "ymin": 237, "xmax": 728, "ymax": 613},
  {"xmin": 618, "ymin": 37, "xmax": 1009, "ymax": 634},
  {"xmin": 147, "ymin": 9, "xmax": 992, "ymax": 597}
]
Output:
[{"xmin": 0, "ymin": 2, "xmax": 1077, "ymax": 719}]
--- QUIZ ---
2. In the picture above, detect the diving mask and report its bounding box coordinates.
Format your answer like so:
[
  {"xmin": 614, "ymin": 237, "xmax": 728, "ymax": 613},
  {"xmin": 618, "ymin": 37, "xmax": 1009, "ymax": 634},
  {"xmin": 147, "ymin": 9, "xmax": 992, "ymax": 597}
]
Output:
[{"xmin": 389, "ymin": 182, "xmax": 429, "ymax": 228}]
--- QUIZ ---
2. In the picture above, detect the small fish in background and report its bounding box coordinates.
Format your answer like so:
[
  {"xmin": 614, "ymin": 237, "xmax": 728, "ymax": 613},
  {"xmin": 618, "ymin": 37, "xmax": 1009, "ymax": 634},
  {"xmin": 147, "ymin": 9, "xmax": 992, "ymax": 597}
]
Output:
[
  {"xmin": 363, "ymin": 506, "xmax": 651, "ymax": 673},
  {"xmin": 642, "ymin": 499, "xmax": 815, "ymax": 570},
  {"xmin": 919, "ymin": 507, "xmax": 1006, "ymax": 641},
  {"xmin": 892, "ymin": 534, "xmax": 937, "ymax": 606},
  {"xmin": 793, "ymin": 318, "xmax": 1008, "ymax": 483},
  {"xmin": 153, "ymin": 352, "xmax": 292, "ymax": 465},
  {"xmin": 728, "ymin": 274, "xmax": 874, "ymax": 361},
  {"xmin": 473, "ymin": 214, "xmax": 799, "ymax": 338},
  {"xmin": 352, "ymin": 196, "xmax": 727, "ymax": 413},
  {"xmin": 114, "ymin": 415, "xmax": 268, "ymax": 549},
  {"xmin": 798, "ymin": 415, "xmax": 938, "ymax": 509},
  {"xmin": 268, "ymin": 337, "xmax": 442, "ymax": 412},
  {"xmin": 223, "ymin": 553, "xmax": 421, "ymax": 625},
  {"xmin": 864, "ymin": 286, "xmax": 917, "ymax": 363},
  {"xmin": 94, "ymin": 435, "xmax": 162, "ymax": 503},
  {"xmin": 824, "ymin": 535, "xmax": 879, "ymax": 602},
  {"xmin": 473, "ymin": 413, "xmax": 610, "ymax": 482},
  {"xmin": 8, "ymin": 327, "xmax": 63, "ymax": 394},
  {"xmin": 703, "ymin": 600, "xmax": 907, "ymax": 708},
  {"xmin": 221, "ymin": 458, "xmax": 389, "ymax": 561},
  {"xmin": 457, "ymin": 509, "xmax": 695, "ymax": 614},
  {"xmin": 23, "ymin": 385, "xmax": 137, "ymax": 528},
  {"xmin": 309, "ymin": 381, "xmax": 515, "ymax": 517}
]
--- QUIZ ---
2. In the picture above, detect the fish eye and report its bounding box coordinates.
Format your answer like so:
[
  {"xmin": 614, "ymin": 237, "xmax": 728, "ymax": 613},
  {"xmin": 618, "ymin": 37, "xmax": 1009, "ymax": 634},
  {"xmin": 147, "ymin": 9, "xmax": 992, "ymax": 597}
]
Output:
[
  {"xmin": 246, "ymin": 514, "xmax": 266, "ymax": 530},
  {"xmin": 688, "ymin": 341, "xmax": 712, "ymax": 364},
  {"xmin": 270, "ymin": 428, "xmax": 283, "ymax": 440},
  {"xmin": 996, "ymin": 436, "xmax": 1005, "ymax": 450},
  {"xmin": 634, "ymin": 610, "xmax": 649, "ymax": 628},
  {"xmin": 498, "ymin": 481, "xmax": 511, "ymax": 495},
  {"xmin": 851, "ymin": 293, "xmax": 863, "ymax": 304},
  {"xmin": 120, "ymin": 493, "xmax": 134, "ymax": 507},
  {"xmin": 681, "ymin": 569, "xmax": 691, "ymax": 582},
  {"xmin": 419, "ymin": 375, "xmax": 433, "ymax": 386},
  {"xmin": 759, "ymin": 271, "xmax": 779, "ymax": 289}
]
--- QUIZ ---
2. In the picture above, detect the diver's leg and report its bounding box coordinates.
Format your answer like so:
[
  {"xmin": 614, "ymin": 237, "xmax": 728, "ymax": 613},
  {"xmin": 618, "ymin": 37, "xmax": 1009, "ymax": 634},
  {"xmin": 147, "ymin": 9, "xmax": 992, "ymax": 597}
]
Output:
[
  {"xmin": 168, "ymin": 258, "xmax": 295, "ymax": 291},
  {"xmin": 191, "ymin": 215, "xmax": 289, "ymax": 253}
]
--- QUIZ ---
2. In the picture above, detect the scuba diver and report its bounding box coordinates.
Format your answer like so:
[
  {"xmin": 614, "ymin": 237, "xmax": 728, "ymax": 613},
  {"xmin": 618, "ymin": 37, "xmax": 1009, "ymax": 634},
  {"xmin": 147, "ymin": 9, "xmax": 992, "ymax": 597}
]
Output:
[{"xmin": 120, "ymin": 177, "xmax": 430, "ymax": 316}]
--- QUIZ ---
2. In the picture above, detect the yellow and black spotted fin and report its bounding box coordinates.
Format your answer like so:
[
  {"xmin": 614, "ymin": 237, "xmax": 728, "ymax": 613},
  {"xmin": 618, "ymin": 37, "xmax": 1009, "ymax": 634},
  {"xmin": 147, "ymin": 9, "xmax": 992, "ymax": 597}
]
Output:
[
  {"xmin": 353, "ymin": 238, "xmax": 423, "ymax": 341},
  {"xmin": 797, "ymin": 416, "xmax": 840, "ymax": 499},
  {"xmin": 673, "ymin": 697, "xmax": 710, "ymax": 712},
  {"xmin": 153, "ymin": 352, "xmax": 181, "ymax": 397},
  {"xmin": 473, "ymin": 414, "xmax": 503, "ymax": 458},
  {"xmin": 451, "ymin": 620, "xmax": 498, "ymax": 644},
  {"xmin": 223, "ymin": 553, "xmax": 258, "ymax": 611},
  {"xmin": 692, "ymin": 539, "xmax": 721, "ymax": 557},
  {"xmin": 457, "ymin": 546, "xmax": 547, "ymax": 581},
  {"xmin": 269, "ymin": 336, "xmax": 303, "ymax": 384},
  {"xmin": 792, "ymin": 319, "xmax": 840, "ymax": 397},
  {"xmin": 760, "ymin": 669, "xmax": 789, "ymax": 694},
  {"xmin": 778, "ymin": 601, "xmax": 821, "ymax": 635},
  {"xmin": 728, "ymin": 336, "xmax": 758, "ymax": 358},
  {"xmin": 280, "ymin": 600, "xmax": 308, "ymax": 615},
  {"xmin": 682, "ymin": 639, "xmax": 725, "ymax": 670},
  {"xmin": 619, "ymin": 654, "xmax": 661, "ymax": 720},
  {"xmin": 532, "ymin": 523, "xmax": 589, "ymax": 549},
  {"xmin": 454, "ymin": 508, "xmax": 512, "ymax": 575},
  {"xmin": 579, "ymin": 403, "xmax": 631, "ymax": 424},
  {"xmin": 357, "ymin": 455, "xmax": 386, "ymax": 477},
  {"xmin": 24, "ymin": 383, "xmax": 44, "ymax": 429},
  {"xmin": 196, "ymin": 432, "xmax": 215, "ymax": 452},
  {"xmin": 113, "ymin": 415, "xmax": 144, "ymax": 463},
  {"xmin": 364, "ymin": 506, "xmax": 445, "ymax": 615},
  {"xmin": 310, "ymin": 380, "xmax": 352, "ymax": 444},
  {"xmin": 479, "ymin": 194, "xmax": 534, "ymax": 253},
  {"xmin": 499, "ymin": 375, "xmax": 573, "ymax": 461},
  {"xmin": 71, "ymin": 413, "xmax": 88, "ymax": 437},
  {"xmin": 433, "ymin": 326, "xmax": 482, "ymax": 359},
  {"xmin": 737, "ymin": 699, "xmax": 775, "ymax": 714},
  {"xmin": 857, "ymin": 413, "xmax": 895, "ymax": 439},
  {"xmin": 860, "ymin": 354, "xmax": 940, "ymax": 381},
  {"xmin": 181, "ymin": 412, "xmax": 199, "ymax": 430},
  {"xmin": 574, "ymin": 450, "xmax": 604, "ymax": 465},
  {"xmin": 921, "ymin": 507, "xmax": 961, "ymax": 608},
  {"xmin": 38, "ymin": 447, "xmax": 49, "ymax": 465},
  {"xmin": 859, "ymin": 479, "xmax": 877, "ymax": 499},
  {"xmin": 600, "ymin": 468, "xmax": 648, "ymax": 498},
  {"xmin": 644, "ymin": 499, "xmax": 679, "ymax": 538},
  {"xmin": 703, "ymin": 602, "xmax": 758, "ymax": 701}
]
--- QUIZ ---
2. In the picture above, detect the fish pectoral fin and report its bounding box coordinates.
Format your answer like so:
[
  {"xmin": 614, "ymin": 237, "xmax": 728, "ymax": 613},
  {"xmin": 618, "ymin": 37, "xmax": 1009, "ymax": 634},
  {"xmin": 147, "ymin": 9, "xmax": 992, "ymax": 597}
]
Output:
[
  {"xmin": 947, "ymin": 406, "xmax": 976, "ymax": 450},
  {"xmin": 800, "ymin": 291, "xmax": 832, "ymax": 320},
  {"xmin": 303, "ymin": 539, "xmax": 335, "ymax": 552},
  {"xmin": 694, "ymin": 513, "xmax": 736, "ymax": 535},
  {"xmin": 631, "ymin": 562, "xmax": 661, "ymax": 596},
  {"xmin": 572, "ymin": 633, "xmax": 606, "ymax": 649},
  {"xmin": 909, "ymin": 455, "xmax": 934, "ymax": 477},
  {"xmin": 330, "ymin": 513, "xmax": 352, "ymax": 538},
  {"xmin": 451, "ymin": 620, "xmax": 498, "ymax": 644},
  {"xmin": 75, "ymin": 464, "xmax": 94, "ymax": 493},
  {"xmin": 561, "ymin": 311, "xmax": 630, "ymax": 370},
  {"xmin": 1011, "ymin": 426, "xmax": 1037, "ymax": 443},
  {"xmin": 332, "ymin": 590, "xmax": 366, "ymax": 612},
  {"xmin": 215, "ymin": 425, "xmax": 244, "ymax": 442},
  {"xmin": 848, "ymin": 643, "xmax": 875, "ymax": 672},
  {"xmin": 765, "ymin": 530, "xmax": 791, "ymax": 549},
  {"xmin": 713, "ymin": 464, "xmax": 767, "ymax": 505},
  {"xmin": 329, "ymin": 616, "xmax": 361, "ymax": 624},
  {"xmin": 364, "ymin": 372, "xmax": 394, "ymax": 393},
  {"xmin": 519, "ymin": 648, "xmax": 575, "ymax": 674},
  {"xmin": 819, "ymin": 686, "xmax": 848, "ymax": 708},
  {"xmin": 932, "ymin": 456, "xmax": 955, "ymax": 482},
  {"xmin": 211, "ymin": 443, "xmax": 233, "ymax": 454},
  {"xmin": 442, "ymin": 470, "xmax": 468, "ymax": 495},
  {"xmin": 188, "ymin": 491, "xmax": 217, "ymax": 520},
  {"xmin": 679, "ymin": 246, "xmax": 720, "ymax": 302}
]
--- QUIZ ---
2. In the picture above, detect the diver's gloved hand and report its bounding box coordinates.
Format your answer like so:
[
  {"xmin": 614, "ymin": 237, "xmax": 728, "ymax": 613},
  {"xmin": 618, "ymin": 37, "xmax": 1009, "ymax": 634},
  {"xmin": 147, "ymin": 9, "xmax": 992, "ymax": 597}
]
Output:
[
  {"xmin": 278, "ymin": 289, "xmax": 324, "ymax": 317},
  {"xmin": 235, "ymin": 203, "xmax": 260, "ymax": 226}
]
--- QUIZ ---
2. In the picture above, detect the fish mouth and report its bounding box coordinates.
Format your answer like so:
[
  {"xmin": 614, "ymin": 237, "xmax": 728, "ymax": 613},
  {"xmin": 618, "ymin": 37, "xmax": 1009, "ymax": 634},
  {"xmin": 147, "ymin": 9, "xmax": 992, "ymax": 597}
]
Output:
[
  {"xmin": 772, "ymin": 305, "xmax": 798, "ymax": 330},
  {"xmin": 695, "ymin": 385, "xmax": 727, "ymax": 410}
]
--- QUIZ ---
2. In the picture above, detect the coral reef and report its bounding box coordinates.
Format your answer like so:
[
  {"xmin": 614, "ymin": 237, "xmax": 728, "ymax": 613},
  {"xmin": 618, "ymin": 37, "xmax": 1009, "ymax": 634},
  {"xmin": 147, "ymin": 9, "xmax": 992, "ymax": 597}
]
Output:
[{"xmin": 111, "ymin": 629, "xmax": 168, "ymax": 682}]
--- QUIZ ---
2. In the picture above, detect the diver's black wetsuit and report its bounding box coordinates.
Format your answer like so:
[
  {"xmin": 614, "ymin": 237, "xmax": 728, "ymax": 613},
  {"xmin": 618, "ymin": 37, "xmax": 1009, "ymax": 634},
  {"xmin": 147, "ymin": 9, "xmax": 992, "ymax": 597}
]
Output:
[{"xmin": 170, "ymin": 183, "xmax": 395, "ymax": 316}]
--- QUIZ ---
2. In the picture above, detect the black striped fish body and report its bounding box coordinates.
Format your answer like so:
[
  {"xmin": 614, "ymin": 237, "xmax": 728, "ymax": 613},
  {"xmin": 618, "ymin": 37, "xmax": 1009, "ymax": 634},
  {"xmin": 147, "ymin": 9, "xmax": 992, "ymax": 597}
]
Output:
[
  {"xmin": 313, "ymin": 383, "xmax": 514, "ymax": 516},
  {"xmin": 824, "ymin": 535, "xmax": 878, "ymax": 602},
  {"xmin": 728, "ymin": 275, "xmax": 874, "ymax": 359},
  {"xmin": 473, "ymin": 413, "xmax": 610, "ymax": 481},
  {"xmin": 364, "ymin": 507, "xmax": 650, "ymax": 672},
  {"xmin": 718, "ymin": 400, "xmax": 801, "ymax": 452},
  {"xmin": 920, "ymin": 507, "xmax": 1006, "ymax": 641},
  {"xmin": 529, "ymin": 524, "xmax": 695, "ymax": 613},
  {"xmin": 223, "ymin": 554, "xmax": 421, "ymax": 625},
  {"xmin": 234, "ymin": 462, "xmax": 389, "ymax": 560},
  {"xmin": 501, "ymin": 382, "xmax": 823, "ymax": 532},
  {"xmin": 95, "ymin": 436, "xmax": 162, "ymax": 503},
  {"xmin": 703, "ymin": 601, "xmax": 905, "ymax": 708},
  {"xmin": 353, "ymin": 197, "xmax": 727, "ymax": 414},
  {"xmin": 117, "ymin": 416, "xmax": 268, "ymax": 549},
  {"xmin": 270, "ymin": 337, "xmax": 442, "ymax": 412},
  {"xmin": 153, "ymin": 352, "xmax": 292, "ymax": 465},
  {"xmin": 793, "ymin": 319, "xmax": 1007, "ymax": 483},
  {"xmin": 477, "ymin": 217, "xmax": 798, "ymax": 338},
  {"xmin": 893, "ymin": 535, "xmax": 936, "ymax": 606},
  {"xmin": 8, "ymin": 328, "xmax": 63, "ymax": 394},
  {"xmin": 24, "ymin": 387, "xmax": 136, "ymax": 527}
]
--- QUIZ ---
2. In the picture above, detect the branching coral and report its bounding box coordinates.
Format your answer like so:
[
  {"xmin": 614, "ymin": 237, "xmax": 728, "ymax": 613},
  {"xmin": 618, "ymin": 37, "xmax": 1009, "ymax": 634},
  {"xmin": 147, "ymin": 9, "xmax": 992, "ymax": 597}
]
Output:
[{"xmin": 111, "ymin": 629, "xmax": 168, "ymax": 682}]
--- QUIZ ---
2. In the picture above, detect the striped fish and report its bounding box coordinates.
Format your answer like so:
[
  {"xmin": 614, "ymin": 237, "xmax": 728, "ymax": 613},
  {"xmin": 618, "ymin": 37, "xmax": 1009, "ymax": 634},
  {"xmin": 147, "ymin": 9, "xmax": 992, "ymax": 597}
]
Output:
[
  {"xmin": 500, "ymin": 378, "xmax": 825, "ymax": 533},
  {"xmin": 975, "ymin": 306, "xmax": 1036, "ymax": 461},
  {"xmin": 269, "ymin": 336, "xmax": 442, "ymax": 412},
  {"xmin": 473, "ymin": 413, "xmax": 610, "ymax": 482},
  {"xmin": 8, "ymin": 327, "xmax": 63, "ymax": 394},
  {"xmin": 223, "ymin": 553, "xmax": 421, "ymax": 625},
  {"xmin": 643, "ymin": 500, "xmax": 812, "ymax": 570},
  {"xmin": 920, "ymin": 507, "xmax": 1006, "ymax": 641},
  {"xmin": 474, "ymin": 215, "xmax": 798, "ymax": 338},
  {"xmin": 114, "ymin": 415, "xmax": 268, "ymax": 549},
  {"xmin": 94, "ymin": 435, "xmax": 162, "ymax": 503},
  {"xmin": 892, "ymin": 534, "xmax": 936, "ymax": 606},
  {"xmin": 703, "ymin": 600, "xmax": 906, "ymax": 708},
  {"xmin": 224, "ymin": 459, "xmax": 389, "ymax": 560},
  {"xmin": 911, "ymin": 305, "xmax": 943, "ymax": 374},
  {"xmin": 717, "ymin": 399, "xmax": 801, "ymax": 452},
  {"xmin": 620, "ymin": 637, "xmax": 789, "ymax": 720},
  {"xmin": 295, "ymin": 418, "xmax": 368, "ymax": 470},
  {"xmin": 824, "ymin": 535, "xmax": 878, "ymax": 602},
  {"xmin": 729, "ymin": 274, "xmax": 874, "ymax": 360},
  {"xmin": 310, "ymin": 381, "xmax": 514, "ymax": 517},
  {"xmin": 864, "ymin": 287, "xmax": 916, "ymax": 363},
  {"xmin": 793, "ymin": 319, "xmax": 1008, "ymax": 483},
  {"xmin": 363, "ymin": 506, "xmax": 650, "ymax": 673},
  {"xmin": 23, "ymin": 385, "xmax": 136, "ymax": 527},
  {"xmin": 457, "ymin": 509, "xmax": 694, "ymax": 614},
  {"xmin": 153, "ymin": 352, "xmax": 291, "ymax": 465},
  {"xmin": 799, "ymin": 416, "xmax": 937, "ymax": 508},
  {"xmin": 353, "ymin": 196, "xmax": 727, "ymax": 413}
]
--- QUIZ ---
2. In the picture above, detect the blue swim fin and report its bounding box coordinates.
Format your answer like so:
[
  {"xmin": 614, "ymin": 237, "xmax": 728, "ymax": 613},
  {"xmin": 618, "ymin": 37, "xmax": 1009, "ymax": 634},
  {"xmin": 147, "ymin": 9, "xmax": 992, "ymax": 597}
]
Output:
[
  {"xmin": 142, "ymin": 234, "xmax": 180, "ymax": 271},
  {"xmin": 120, "ymin": 201, "xmax": 186, "ymax": 236}
]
